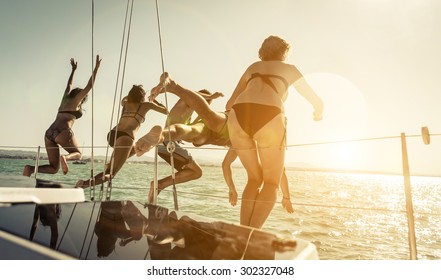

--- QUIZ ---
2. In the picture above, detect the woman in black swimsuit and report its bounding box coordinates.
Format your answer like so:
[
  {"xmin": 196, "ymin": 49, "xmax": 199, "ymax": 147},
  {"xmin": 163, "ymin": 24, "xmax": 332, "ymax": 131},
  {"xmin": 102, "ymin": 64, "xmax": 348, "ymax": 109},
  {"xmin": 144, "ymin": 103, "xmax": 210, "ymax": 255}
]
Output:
[
  {"xmin": 225, "ymin": 35, "xmax": 324, "ymax": 229},
  {"xmin": 76, "ymin": 85, "xmax": 167, "ymax": 188},
  {"xmin": 23, "ymin": 55, "xmax": 101, "ymax": 177}
]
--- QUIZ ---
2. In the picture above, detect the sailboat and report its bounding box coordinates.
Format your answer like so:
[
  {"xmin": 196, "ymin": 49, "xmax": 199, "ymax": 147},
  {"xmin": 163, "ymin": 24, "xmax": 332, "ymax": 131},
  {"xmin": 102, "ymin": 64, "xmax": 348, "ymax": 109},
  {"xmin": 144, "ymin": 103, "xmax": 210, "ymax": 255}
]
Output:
[{"xmin": 0, "ymin": 174, "xmax": 318, "ymax": 260}]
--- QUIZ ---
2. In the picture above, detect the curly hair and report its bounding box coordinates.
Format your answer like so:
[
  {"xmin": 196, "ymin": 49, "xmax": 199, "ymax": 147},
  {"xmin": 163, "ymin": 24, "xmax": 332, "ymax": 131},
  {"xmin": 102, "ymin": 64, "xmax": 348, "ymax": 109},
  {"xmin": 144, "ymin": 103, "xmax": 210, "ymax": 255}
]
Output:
[{"xmin": 258, "ymin": 35, "xmax": 291, "ymax": 61}]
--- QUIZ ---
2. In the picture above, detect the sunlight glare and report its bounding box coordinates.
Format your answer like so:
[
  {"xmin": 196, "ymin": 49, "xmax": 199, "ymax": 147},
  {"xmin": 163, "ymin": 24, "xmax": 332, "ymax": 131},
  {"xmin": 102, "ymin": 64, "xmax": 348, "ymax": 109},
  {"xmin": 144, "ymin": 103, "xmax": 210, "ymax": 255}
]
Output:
[
  {"xmin": 330, "ymin": 143, "xmax": 362, "ymax": 170},
  {"xmin": 284, "ymin": 73, "xmax": 369, "ymax": 170}
]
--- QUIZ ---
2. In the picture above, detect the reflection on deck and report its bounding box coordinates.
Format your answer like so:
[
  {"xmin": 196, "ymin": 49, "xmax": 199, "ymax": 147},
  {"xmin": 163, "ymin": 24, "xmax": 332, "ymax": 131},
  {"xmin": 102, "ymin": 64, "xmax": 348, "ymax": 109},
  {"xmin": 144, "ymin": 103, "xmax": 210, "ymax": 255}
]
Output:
[{"xmin": 0, "ymin": 200, "xmax": 313, "ymax": 260}]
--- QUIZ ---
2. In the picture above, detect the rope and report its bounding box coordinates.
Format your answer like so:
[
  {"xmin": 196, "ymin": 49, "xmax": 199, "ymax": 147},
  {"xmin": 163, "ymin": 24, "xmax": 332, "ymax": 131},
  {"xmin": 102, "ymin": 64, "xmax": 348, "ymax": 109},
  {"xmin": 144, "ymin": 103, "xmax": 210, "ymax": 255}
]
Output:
[
  {"xmin": 89, "ymin": 0, "xmax": 96, "ymax": 199},
  {"xmin": 97, "ymin": 0, "xmax": 135, "ymax": 201},
  {"xmin": 107, "ymin": 0, "xmax": 136, "ymax": 201},
  {"xmin": 154, "ymin": 0, "xmax": 179, "ymax": 210}
]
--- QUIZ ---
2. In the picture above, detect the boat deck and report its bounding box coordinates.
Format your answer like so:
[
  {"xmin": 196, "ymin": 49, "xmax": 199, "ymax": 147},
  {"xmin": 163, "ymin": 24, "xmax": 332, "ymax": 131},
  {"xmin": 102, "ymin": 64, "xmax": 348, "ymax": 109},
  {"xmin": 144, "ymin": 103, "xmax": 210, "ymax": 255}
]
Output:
[{"xmin": 0, "ymin": 175, "xmax": 318, "ymax": 260}]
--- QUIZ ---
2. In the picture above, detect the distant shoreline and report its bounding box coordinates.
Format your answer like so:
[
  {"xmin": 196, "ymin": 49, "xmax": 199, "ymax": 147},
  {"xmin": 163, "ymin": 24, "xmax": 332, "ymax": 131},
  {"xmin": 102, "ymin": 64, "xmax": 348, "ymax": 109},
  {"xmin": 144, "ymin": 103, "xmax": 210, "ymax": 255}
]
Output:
[{"xmin": 2, "ymin": 152, "xmax": 439, "ymax": 178}]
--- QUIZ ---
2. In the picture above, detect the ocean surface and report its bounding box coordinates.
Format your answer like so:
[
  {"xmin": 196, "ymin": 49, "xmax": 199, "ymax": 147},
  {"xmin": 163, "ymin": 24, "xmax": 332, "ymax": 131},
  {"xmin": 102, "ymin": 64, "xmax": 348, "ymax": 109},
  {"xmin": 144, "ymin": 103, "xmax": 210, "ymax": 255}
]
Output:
[{"xmin": 1, "ymin": 158, "xmax": 440, "ymax": 260}]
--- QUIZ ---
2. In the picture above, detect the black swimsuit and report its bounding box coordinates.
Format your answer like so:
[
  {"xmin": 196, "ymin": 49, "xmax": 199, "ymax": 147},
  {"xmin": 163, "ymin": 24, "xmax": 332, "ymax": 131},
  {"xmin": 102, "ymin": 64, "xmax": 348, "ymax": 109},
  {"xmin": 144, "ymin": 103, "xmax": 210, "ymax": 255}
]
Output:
[
  {"xmin": 231, "ymin": 73, "xmax": 288, "ymax": 137},
  {"xmin": 58, "ymin": 110, "xmax": 83, "ymax": 119},
  {"xmin": 121, "ymin": 104, "xmax": 145, "ymax": 125},
  {"xmin": 107, "ymin": 129, "xmax": 133, "ymax": 148},
  {"xmin": 106, "ymin": 104, "xmax": 143, "ymax": 147}
]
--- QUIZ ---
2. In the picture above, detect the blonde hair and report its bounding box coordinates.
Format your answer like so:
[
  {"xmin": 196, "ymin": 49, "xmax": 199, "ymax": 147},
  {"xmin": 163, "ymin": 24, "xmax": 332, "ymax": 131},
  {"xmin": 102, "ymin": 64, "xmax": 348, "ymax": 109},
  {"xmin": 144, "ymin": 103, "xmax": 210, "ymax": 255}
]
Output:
[{"xmin": 258, "ymin": 35, "xmax": 291, "ymax": 61}]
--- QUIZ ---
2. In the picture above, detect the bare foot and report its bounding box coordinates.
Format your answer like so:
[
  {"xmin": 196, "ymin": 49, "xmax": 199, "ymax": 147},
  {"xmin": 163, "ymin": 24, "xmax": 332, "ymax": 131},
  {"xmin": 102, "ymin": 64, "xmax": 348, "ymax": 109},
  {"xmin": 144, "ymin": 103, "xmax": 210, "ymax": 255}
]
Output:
[
  {"xmin": 135, "ymin": 125, "xmax": 163, "ymax": 156},
  {"xmin": 149, "ymin": 72, "xmax": 174, "ymax": 101},
  {"xmin": 75, "ymin": 179, "xmax": 87, "ymax": 188},
  {"xmin": 22, "ymin": 165, "xmax": 32, "ymax": 177},
  {"xmin": 60, "ymin": 155, "xmax": 69, "ymax": 175}
]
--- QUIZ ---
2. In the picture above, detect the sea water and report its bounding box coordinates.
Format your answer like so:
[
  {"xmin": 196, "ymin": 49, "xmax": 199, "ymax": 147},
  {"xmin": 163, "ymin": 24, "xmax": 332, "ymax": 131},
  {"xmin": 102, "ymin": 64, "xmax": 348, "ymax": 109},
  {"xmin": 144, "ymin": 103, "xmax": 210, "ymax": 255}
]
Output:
[{"xmin": 1, "ymin": 158, "xmax": 440, "ymax": 260}]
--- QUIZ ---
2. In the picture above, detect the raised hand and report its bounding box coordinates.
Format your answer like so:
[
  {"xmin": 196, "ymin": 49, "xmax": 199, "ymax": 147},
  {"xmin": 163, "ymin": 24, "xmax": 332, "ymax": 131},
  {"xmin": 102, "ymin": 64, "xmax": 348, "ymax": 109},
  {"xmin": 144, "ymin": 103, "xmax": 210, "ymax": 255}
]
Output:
[
  {"xmin": 70, "ymin": 58, "xmax": 78, "ymax": 70},
  {"xmin": 94, "ymin": 55, "xmax": 101, "ymax": 69}
]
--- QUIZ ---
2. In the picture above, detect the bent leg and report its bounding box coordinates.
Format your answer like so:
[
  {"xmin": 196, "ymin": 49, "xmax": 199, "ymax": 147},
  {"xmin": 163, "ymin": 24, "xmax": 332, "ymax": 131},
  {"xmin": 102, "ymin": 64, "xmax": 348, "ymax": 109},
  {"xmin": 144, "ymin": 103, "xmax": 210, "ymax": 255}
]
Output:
[
  {"xmin": 34, "ymin": 137, "xmax": 61, "ymax": 175},
  {"xmin": 148, "ymin": 161, "xmax": 203, "ymax": 203},
  {"xmin": 77, "ymin": 136, "xmax": 133, "ymax": 188},
  {"xmin": 135, "ymin": 125, "xmax": 164, "ymax": 156},
  {"xmin": 166, "ymin": 99, "xmax": 194, "ymax": 126},
  {"xmin": 152, "ymin": 73, "xmax": 226, "ymax": 132},
  {"xmin": 57, "ymin": 129, "xmax": 82, "ymax": 175}
]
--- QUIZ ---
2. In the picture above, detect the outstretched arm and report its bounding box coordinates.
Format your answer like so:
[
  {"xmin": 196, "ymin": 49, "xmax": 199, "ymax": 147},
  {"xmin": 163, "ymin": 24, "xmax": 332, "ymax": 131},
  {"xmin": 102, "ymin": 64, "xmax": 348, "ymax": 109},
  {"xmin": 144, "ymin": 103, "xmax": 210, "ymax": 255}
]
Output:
[
  {"xmin": 72, "ymin": 55, "xmax": 101, "ymax": 102},
  {"xmin": 64, "ymin": 58, "xmax": 77, "ymax": 95},
  {"xmin": 293, "ymin": 77, "xmax": 324, "ymax": 121},
  {"xmin": 82, "ymin": 55, "xmax": 101, "ymax": 94},
  {"xmin": 222, "ymin": 148, "xmax": 239, "ymax": 206},
  {"xmin": 145, "ymin": 99, "xmax": 168, "ymax": 115}
]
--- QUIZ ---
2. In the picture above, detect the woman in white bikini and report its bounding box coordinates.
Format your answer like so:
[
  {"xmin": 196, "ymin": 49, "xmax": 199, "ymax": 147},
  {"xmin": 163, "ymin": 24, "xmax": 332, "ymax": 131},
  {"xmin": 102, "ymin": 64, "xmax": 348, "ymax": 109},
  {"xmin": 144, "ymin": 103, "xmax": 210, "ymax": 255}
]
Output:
[{"xmin": 226, "ymin": 35, "xmax": 324, "ymax": 228}]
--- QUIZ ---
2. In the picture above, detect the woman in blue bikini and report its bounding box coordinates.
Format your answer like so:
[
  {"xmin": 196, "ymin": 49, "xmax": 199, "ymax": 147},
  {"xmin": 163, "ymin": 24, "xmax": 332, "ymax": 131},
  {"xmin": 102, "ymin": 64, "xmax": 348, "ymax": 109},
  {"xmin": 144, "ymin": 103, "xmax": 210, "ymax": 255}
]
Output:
[
  {"xmin": 23, "ymin": 55, "xmax": 101, "ymax": 177},
  {"xmin": 226, "ymin": 35, "xmax": 324, "ymax": 228}
]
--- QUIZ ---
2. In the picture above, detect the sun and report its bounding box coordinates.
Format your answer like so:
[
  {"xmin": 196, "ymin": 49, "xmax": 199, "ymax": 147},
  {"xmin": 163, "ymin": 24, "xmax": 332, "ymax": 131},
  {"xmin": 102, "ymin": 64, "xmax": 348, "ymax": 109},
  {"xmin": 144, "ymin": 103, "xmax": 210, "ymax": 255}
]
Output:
[
  {"xmin": 284, "ymin": 73, "xmax": 369, "ymax": 171},
  {"xmin": 329, "ymin": 142, "xmax": 362, "ymax": 170}
]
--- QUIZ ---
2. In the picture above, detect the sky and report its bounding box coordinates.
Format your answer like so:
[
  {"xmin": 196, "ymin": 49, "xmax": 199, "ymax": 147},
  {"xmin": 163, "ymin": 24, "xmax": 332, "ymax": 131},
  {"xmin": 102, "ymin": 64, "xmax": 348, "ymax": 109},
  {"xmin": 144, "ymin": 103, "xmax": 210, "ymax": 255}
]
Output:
[{"xmin": 0, "ymin": 0, "xmax": 440, "ymax": 176}]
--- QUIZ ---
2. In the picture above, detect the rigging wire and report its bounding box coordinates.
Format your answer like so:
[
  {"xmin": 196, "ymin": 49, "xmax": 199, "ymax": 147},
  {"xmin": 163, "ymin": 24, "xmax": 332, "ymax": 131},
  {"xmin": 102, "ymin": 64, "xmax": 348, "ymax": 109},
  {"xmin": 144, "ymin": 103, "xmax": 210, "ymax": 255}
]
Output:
[
  {"xmin": 101, "ymin": 0, "xmax": 135, "ymax": 201},
  {"xmin": 89, "ymin": 0, "xmax": 96, "ymax": 199},
  {"xmin": 154, "ymin": 0, "xmax": 179, "ymax": 210},
  {"xmin": 5, "ymin": 133, "xmax": 440, "ymax": 152},
  {"xmin": 56, "ymin": 203, "xmax": 78, "ymax": 251},
  {"xmin": 79, "ymin": 201, "xmax": 98, "ymax": 259}
]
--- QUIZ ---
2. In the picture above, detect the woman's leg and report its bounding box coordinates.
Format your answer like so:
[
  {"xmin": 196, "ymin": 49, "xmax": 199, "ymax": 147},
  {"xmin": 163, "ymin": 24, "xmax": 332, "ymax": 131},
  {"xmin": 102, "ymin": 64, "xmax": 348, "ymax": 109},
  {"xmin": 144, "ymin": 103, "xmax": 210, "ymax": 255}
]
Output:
[
  {"xmin": 23, "ymin": 136, "xmax": 60, "ymax": 176},
  {"xmin": 166, "ymin": 98, "xmax": 194, "ymax": 126},
  {"xmin": 248, "ymin": 114, "xmax": 286, "ymax": 228},
  {"xmin": 148, "ymin": 161, "xmax": 202, "ymax": 203},
  {"xmin": 152, "ymin": 73, "xmax": 226, "ymax": 132},
  {"xmin": 77, "ymin": 136, "xmax": 133, "ymax": 188},
  {"xmin": 57, "ymin": 128, "xmax": 82, "ymax": 175},
  {"xmin": 227, "ymin": 110, "xmax": 263, "ymax": 226},
  {"xmin": 136, "ymin": 123, "xmax": 208, "ymax": 156}
]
